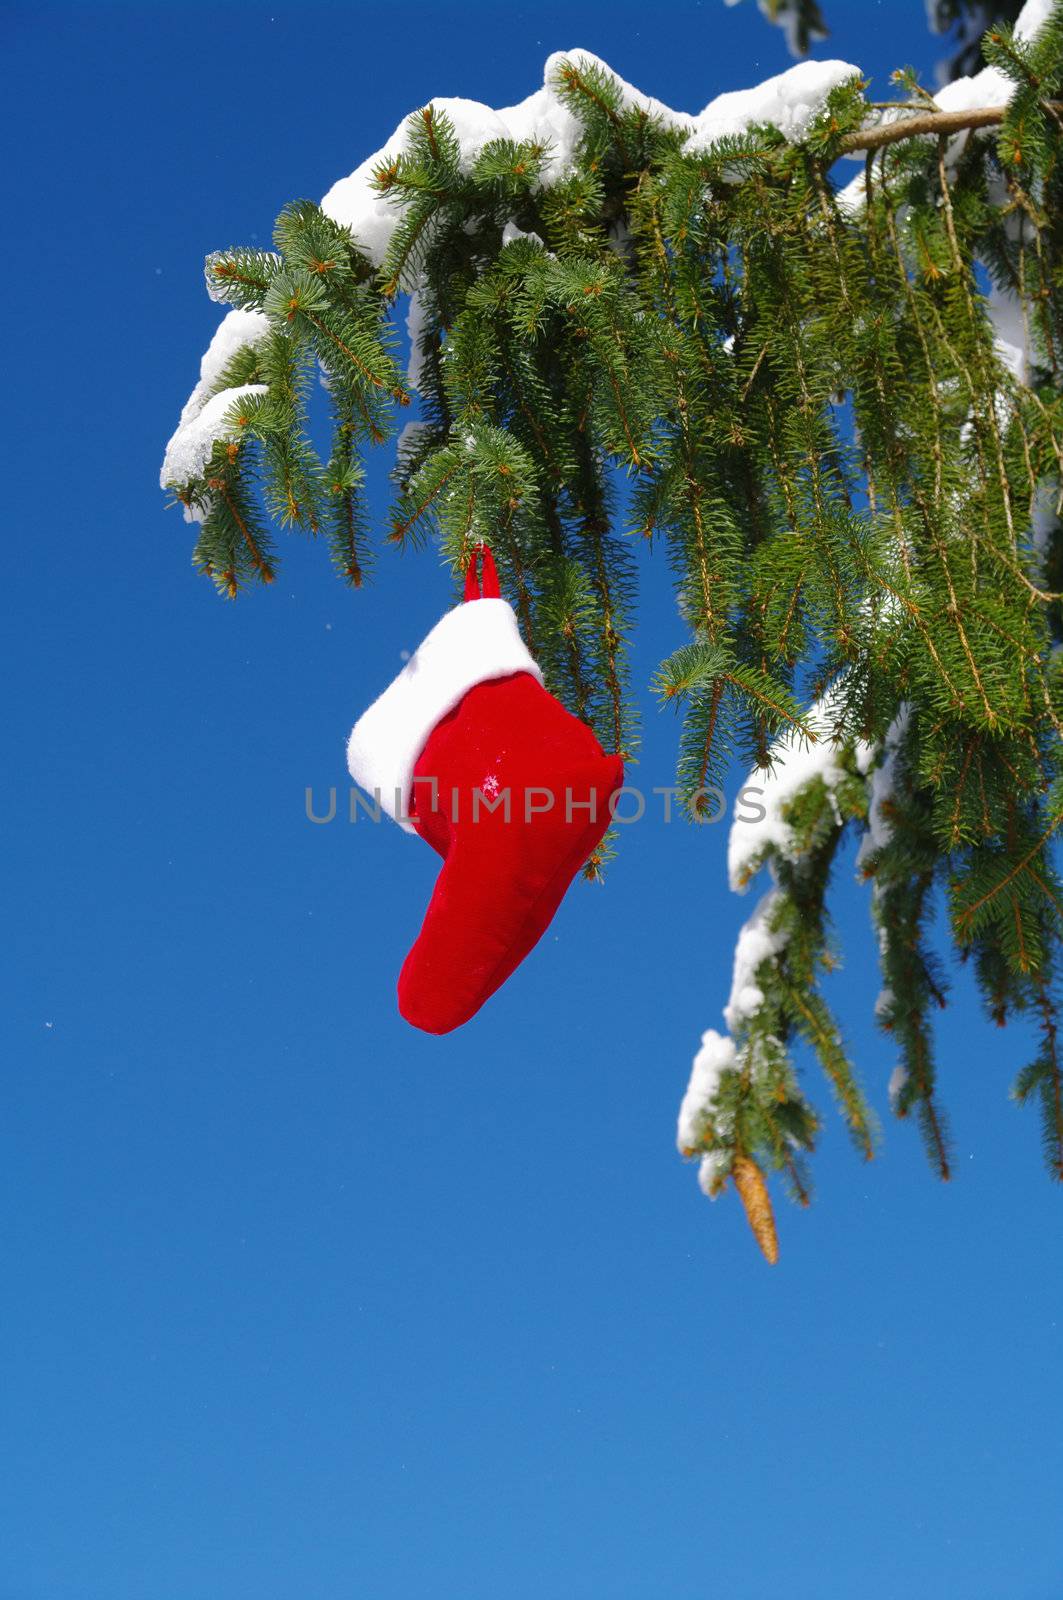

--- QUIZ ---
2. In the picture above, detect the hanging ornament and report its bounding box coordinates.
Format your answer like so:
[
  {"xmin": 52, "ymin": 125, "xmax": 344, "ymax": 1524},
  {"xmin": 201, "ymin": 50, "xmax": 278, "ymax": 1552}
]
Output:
[{"xmin": 347, "ymin": 546, "xmax": 624, "ymax": 1032}]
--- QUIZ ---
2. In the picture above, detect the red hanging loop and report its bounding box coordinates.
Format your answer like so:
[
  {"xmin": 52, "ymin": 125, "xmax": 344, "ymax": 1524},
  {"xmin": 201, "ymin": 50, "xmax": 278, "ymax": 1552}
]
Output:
[{"xmin": 463, "ymin": 543, "xmax": 501, "ymax": 601}]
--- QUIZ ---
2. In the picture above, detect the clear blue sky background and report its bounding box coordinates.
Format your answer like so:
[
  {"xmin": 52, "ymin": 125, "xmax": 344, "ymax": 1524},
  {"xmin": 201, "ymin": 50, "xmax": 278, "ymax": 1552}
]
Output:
[{"xmin": 4, "ymin": 3, "xmax": 1062, "ymax": 1596}]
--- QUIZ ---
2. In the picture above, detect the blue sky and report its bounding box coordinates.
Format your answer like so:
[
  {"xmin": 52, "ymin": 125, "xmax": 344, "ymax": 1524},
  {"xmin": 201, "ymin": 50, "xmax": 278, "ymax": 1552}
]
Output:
[{"xmin": 4, "ymin": 3, "xmax": 1062, "ymax": 1596}]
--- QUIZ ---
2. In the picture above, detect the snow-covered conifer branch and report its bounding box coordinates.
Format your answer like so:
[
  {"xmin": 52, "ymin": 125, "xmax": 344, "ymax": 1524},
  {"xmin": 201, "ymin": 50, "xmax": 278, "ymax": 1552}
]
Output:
[{"xmin": 161, "ymin": 0, "xmax": 1063, "ymax": 1255}]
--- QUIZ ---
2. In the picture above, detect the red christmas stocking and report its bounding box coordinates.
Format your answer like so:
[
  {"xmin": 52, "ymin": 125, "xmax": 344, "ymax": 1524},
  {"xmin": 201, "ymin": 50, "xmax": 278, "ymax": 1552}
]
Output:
[{"xmin": 347, "ymin": 548, "xmax": 623, "ymax": 1033}]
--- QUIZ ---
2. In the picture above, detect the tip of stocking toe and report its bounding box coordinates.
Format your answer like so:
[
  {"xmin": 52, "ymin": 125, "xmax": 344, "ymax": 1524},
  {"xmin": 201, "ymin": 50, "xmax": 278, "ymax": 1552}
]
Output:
[{"xmin": 398, "ymin": 986, "xmax": 483, "ymax": 1035}]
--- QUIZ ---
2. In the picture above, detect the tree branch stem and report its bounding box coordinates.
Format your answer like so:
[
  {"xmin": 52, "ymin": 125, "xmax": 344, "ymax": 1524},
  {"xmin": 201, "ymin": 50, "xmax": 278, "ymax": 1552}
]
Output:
[{"xmin": 837, "ymin": 102, "xmax": 1063, "ymax": 155}]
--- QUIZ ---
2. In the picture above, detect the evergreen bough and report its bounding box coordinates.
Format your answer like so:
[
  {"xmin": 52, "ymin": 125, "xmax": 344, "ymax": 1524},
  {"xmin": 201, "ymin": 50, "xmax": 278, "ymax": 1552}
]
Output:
[{"xmin": 162, "ymin": 8, "xmax": 1063, "ymax": 1257}]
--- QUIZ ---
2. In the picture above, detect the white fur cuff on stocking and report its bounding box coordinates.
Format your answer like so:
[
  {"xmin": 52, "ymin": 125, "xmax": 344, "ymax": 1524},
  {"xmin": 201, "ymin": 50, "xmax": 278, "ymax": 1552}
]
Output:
[{"xmin": 346, "ymin": 597, "xmax": 542, "ymax": 832}]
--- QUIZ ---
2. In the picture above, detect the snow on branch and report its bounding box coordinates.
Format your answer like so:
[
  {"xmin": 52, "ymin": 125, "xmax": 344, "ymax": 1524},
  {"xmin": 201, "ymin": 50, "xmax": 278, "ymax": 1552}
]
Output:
[
  {"xmin": 164, "ymin": 0, "xmax": 1052, "ymax": 486},
  {"xmin": 318, "ymin": 53, "xmax": 861, "ymax": 267}
]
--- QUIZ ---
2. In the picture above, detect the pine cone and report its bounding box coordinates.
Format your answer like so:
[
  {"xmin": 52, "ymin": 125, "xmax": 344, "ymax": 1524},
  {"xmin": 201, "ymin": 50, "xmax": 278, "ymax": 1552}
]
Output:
[{"xmin": 733, "ymin": 1156, "xmax": 779, "ymax": 1265}]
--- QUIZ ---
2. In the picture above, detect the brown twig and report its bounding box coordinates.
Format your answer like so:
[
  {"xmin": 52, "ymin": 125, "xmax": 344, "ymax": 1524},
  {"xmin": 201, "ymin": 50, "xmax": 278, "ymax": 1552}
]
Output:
[{"xmin": 836, "ymin": 104, "xmax": 1060, "ymax": 156}]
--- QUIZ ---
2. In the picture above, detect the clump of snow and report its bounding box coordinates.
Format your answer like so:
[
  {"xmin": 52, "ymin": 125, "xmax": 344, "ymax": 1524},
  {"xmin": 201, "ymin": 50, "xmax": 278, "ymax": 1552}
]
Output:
[
  {"xmin": 722, "ymin": 889, "xmax": 787, "ymax": 1033},
  {"xmin": 855, "ymin": 706, "xmax": 909, "ymax": 875},
  {"xmin": 728, "ymin": 690, "xmax": 872, "ymax": 891},
  {"xmin": 888, "ymin": 1064, "xmax": 910, "ymax": 1109},
  {"xmin": 174, "ymin": 308, "xmax": 269, "ymax": 432},
  {"xmin": 934, "ymin": 62, "xmax": 1012, "ymax": 115},
  {"xmin": 160, "ymin": 384, "xmax": 267, "ymax": 489},
  {"xmin": 322, "ymin": 97, "xmax": 509, "ymax": 265},
  {"xmin": 161, "ymin": 308, "xmax": 270, "ymax": 511},
  {"xmin": 698, "ymin": 1149, "xmax": 730, "ymax": 1197},
  {"xmin": 677, "ymin": 891, "xmax": 790, "ymax": 1164},
  {"xmin": 320, "ymin": 49, "xmax": 860, "ymax": 268},
  {"xmin": 984, "ymin": 174, "xmax": 1035, "ymax": 385},
  {"xmin": 501, "ymin": 221, "xmax": 545, "ymax": 248},
  {"xmin": 677, "ymin": 1028, "xmax": 737, "ymax": 1154},
  {"xmin": 989, "ymin": 274, "xmax": 1031, "ymax": 383},
  {"xmin": 1014, "ymin": 0, "xmax": 1056, "ymax": 38},
  {"xmin": 687, "ymin": 60, "xmax": 859, "ymax": 150},
  {"xmin": 681, "ymin": 690, "xmax": 882, "ymax": 1171}
]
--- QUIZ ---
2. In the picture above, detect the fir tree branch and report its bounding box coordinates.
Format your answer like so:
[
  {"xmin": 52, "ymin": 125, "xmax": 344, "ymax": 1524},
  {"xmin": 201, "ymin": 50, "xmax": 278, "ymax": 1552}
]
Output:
[
  {"xmin": 165, "ymin": 28, "xmax": 1063, "ymax": 1238},
  {"xmin": 837, "ymin": 101, "xmax": 1063, "ymax": 155}
]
